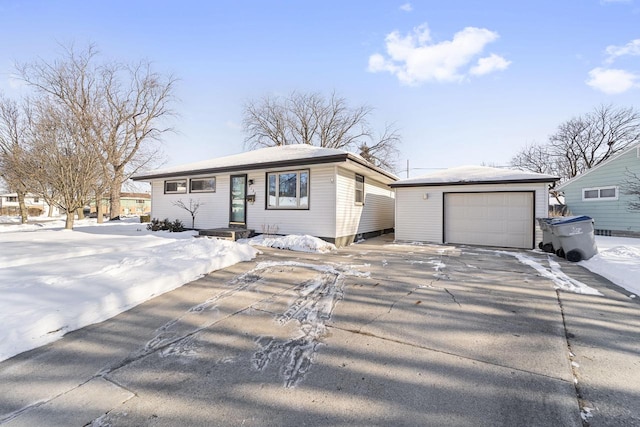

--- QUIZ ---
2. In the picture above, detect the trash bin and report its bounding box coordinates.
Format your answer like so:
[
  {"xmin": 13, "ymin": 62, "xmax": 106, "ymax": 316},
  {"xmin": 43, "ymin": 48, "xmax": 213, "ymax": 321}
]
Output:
[
  {"xmin": 550, "ymin": 216, "xmax": 598, "ymax": 262},
  {"xmin": 537, "ymin": 218, "xmax": 559, "ymax": 253}
]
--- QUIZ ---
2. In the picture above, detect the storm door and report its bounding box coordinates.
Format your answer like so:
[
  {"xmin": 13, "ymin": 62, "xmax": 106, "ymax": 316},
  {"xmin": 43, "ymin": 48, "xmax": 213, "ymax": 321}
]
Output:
[{"xmin": 229, "ymin": 174, "xmax": 247, "ymax": 226}]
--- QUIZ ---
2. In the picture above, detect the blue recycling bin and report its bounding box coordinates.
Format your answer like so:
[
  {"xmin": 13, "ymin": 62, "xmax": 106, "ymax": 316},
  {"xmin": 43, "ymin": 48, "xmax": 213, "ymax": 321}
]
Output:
[{"xmin": 550, "ymin": 216, "xmax": 598, "ymax": 262}]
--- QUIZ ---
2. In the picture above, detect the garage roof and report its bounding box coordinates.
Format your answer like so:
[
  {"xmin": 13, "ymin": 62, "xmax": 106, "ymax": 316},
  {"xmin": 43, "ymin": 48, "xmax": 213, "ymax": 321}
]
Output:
[{"xmin": 390, "ymin": 165, "xmax": 559, "ymax": 187}]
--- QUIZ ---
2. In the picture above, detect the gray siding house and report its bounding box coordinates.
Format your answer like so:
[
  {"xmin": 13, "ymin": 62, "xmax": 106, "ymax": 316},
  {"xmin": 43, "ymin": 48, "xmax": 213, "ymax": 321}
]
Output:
[
  {"xmin": 557, "ymin": 143, "xmax": 640, "ymax": 236},
  {"xmin": 391, "ymin": 166, "xmax": 558, "ymax": 249},
  {"xmin": 132, "ymin": 145, "xmax": 397, "ymax": 246}
]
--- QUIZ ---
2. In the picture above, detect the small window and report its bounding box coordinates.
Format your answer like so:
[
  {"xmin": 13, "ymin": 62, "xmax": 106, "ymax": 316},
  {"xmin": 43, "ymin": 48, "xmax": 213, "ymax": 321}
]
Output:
[
  {"xmin": 135, "ymin": 199, "xmax": 145, "ymax": 204},
  {"xmin": 355, "ymin": 174, "xmax": 364, "ymax": 204},
  {"xmin": 165, "ymin": 179, "xmax": 187, "ymax": 194},
  {"xmin": 190, "ymin": 177, "xmax": 216, "ymax": 193},
  {"xmin": 266, "ymin": 170, "xmax": 309, "ymax": 209},
  {"xmin": 7, "ymin": 196, "xmax": 17, "ymax": 202},
  {"xmin": 583, "ymin": 189, "xmax": 599, "ymax": 199},
  {"xmin": 582, "ymin": 186, "xmax": 618, "ymax": 201},
  {"xmin": 33, "ymin": 197, "xmax": 40, "ymax": 203}
]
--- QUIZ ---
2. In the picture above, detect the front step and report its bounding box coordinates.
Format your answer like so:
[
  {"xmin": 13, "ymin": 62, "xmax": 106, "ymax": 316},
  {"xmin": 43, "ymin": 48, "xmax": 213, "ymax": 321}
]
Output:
[{"xmin": 198, "ymin": 228, "xmax": 254, "ymax": 241}]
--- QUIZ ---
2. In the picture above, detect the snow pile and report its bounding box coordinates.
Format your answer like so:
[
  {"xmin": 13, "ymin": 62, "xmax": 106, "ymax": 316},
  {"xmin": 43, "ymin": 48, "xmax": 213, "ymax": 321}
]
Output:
[
  {"xmin": 242, "ymin": 234, "xmax": 337, "ymax": 253},
  {"xmin": 0, "ymin": 218, "xmax": 258, "ymax": 362},
  {"xmin": 581, "ymin": 237, "xmax": 640, "ymax": 296}
]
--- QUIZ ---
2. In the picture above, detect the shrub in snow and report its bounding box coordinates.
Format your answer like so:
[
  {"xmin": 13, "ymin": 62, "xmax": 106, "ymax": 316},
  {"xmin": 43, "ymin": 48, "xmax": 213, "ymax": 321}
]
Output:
[{"xmin": 147, "ymin": 218, "xmax": 185, "ymax": 232}]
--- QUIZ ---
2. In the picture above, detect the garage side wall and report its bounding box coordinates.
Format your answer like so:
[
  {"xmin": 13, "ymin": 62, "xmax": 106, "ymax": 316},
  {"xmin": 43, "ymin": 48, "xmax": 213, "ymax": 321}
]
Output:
[{"xmin": 394, "ymin": 183, "xmax": 550, "ymax": 246}]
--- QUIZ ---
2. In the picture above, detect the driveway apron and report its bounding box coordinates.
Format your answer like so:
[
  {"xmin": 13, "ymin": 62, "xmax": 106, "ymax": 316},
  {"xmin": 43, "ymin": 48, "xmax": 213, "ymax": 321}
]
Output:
[{"xmin": 0, "ymin": 235, "xmax": 636, "ymax": 426}]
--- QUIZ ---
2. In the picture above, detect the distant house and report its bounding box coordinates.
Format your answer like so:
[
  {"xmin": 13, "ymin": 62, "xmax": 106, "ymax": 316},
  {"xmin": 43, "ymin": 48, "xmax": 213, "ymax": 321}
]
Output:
[
  {"xmin": 557, "ymin": 143, "xmax": 640, "ymax": 237},
  {"xmin": 132, "ymin": 145, "xmax": 397, "ymax": 246},
  {"xmin": 0, "ymin": 193, "xmax": 60, "ymax": 217},
  {"xmin": 391, "ymin": 166, "xmax": 559, "ymax": 249},
  {"xmin": 89, "ymin": 193, "xmax": 151, "ymax": 217}
]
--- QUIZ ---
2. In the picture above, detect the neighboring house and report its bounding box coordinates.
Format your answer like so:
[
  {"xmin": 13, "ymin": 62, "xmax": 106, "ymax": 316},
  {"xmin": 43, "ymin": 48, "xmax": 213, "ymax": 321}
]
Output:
[
  {"xmin": 89, "ymin": 193, "xmax": 151, "ymax": 216},
  {"xmin": 132, "ymin": 145, "xmax": 397, "ymax": 246},
  {"xmin": 557, "ymin": 143, "xmax": 640, "ymax": 236},
  {"xmin": 0, "ymin": 193, "xmax": 60, "ymax": 217},
  {"xmin": 391, "ymin": 166, "xmax": 559, "ymax": 249}
]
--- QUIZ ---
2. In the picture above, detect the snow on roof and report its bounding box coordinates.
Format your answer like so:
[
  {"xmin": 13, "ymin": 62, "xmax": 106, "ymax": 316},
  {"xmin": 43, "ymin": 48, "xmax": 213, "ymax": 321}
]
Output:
[
  {"xmin": 391, "ymin": 165, "xmax": 559, "ymax": 187},
  {"xmin": 133, "ymin": 145, "xmax": 392, "ymax": 180}
]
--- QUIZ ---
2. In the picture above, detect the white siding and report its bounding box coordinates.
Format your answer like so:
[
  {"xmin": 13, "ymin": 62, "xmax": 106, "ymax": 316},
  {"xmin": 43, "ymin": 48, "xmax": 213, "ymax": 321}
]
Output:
[
  {"xmin": 150, "ymin": 175, "xmax": 229, "ymax": 229},
  {"xmin": 246, "ymin": 165, "xmax": 336, "ymax": 238},
  {"xmin": 149, "ymin": 166, "xmax": 338, "ymax": 238},
  {"xmin": 335, "ymin": 167, "xmax": 395, "ymax": 238},
  {"xmin": 395, "ymin": 182, "xmax": 550, "ymax": 246}
]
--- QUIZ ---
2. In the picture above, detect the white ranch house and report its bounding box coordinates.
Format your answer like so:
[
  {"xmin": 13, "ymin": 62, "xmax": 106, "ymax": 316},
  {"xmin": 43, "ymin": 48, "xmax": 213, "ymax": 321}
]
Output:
[
  {"xmin": 132, "ymin": 145, "xmax": 397, "ymax": 246},
  {"xmin": 391, "ymin": 166, "xmax": 559, "ymax": 249}
]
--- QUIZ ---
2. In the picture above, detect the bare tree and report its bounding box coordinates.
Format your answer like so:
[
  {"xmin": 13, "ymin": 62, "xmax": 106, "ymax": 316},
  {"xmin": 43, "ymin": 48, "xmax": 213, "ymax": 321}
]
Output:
[
  {"xmin": 243, "ymin": 91, "xmax": 400, "ymax": 170},
  {"xmin": 29, "ymin": 99, "xmax": 101, "ymax": 229},
  {"xmin": 17, "ymin": 44, "xmax": 177, "ymax": 221},
  {"xmin": 173, "ymin": 199, "xmax": 202, "ymax": 229},
  {"xmin": 511, "ymin": 105, "xmax": 640, "ymax": 183},
  {"xmin": 623, "ymin": 169, "xmax": 640, "ymax": 211},
  {"xmin": 0, "ymin": 95, "xmax": 32, "ymax": 223}
]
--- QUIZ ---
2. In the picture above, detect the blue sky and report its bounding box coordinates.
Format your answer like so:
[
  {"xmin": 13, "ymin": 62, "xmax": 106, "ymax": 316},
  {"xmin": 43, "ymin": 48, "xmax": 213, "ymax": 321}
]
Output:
[{"xmin": 1, "ymin": 0, "xmax": 639, "ymax": 177}]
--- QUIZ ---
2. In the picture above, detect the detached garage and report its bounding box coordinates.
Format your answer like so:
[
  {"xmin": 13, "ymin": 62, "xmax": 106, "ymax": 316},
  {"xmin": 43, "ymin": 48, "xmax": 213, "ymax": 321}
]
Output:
[{"xmin": 391, "ymin": 166, "xmax": 559, "ymax": 249}]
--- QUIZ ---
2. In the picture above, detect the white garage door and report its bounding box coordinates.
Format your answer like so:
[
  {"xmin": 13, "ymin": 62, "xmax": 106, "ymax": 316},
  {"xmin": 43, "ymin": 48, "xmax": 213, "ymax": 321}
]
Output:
[{"xmin": 444, "ymin": 192, "xmax": 534, "ymax": 249}]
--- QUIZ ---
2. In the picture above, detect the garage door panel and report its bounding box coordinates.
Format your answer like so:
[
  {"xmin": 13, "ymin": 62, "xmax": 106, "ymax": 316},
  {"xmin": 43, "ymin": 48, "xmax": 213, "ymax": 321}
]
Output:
[{"xmin": 445, "ymin": 192, "xmax": 533, "ymax": 249}]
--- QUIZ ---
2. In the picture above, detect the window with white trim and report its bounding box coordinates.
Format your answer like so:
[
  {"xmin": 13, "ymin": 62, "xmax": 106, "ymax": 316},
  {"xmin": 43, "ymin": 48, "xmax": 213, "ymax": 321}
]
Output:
[
  {"xmin": 355, "ymin": 174, "xmax": 364, "ymax": 204},
  {"xmin": 267, "ymin": 170, "xmax": 309, "ymax": 209},
  {"xmin": 190, "ymin": 177, "xmax": 216, "ymax": 193},
  {"xmin": 582, "ymin": 186, "xmax": 618, "ymax": 201},
  {"xmin": 165, "ymin": 179, "xmax": 187, "ymax": 194}
]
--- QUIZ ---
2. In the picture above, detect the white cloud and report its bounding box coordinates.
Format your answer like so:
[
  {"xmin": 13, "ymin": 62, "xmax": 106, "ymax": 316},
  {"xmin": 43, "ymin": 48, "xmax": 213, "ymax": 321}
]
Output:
[
  {"xmin": 367, "ymin": 23, "xmax": 509, "ymax": 85},
  {"xmin": 605, "ymin": 39, "xmax": 640, "ymax": 63},
  {"xmin": 470, "ymin": 53, "xmax": 511, "ymax": 76},
  {"xmin": 399, "ymin": 3, "xmax": 413, "ymax": 12},
  {"xmin": 586, "ymin": 67, "xmax": 639, "ymax": 94}
]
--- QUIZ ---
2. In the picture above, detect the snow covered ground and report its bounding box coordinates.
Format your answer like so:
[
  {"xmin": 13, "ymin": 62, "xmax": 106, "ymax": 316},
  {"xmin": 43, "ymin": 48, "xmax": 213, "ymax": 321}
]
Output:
[
  {"xmin": 579, "ymin": 236, "xmax": 640, "ymax": 297},
  {"xmin": 0, "ymin": 217, "xmax": 258, "ymax": 363},
  {"xmin": 1, "ymin": 216, "xmax": 638, "ymax": 363}
]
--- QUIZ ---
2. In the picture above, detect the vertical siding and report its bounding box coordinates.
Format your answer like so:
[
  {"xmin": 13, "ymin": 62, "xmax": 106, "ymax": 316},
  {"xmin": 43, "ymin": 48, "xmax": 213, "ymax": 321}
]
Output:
[
  {"xmin": 561, "ymin": 148, "xmax": 640, "ymax": 233},
  {"xmin": 335, "ymin": 166, "xmax": 395, "ymax": 237},
  {"xmin": 395, "ymin": 183, "xmax": 549, "ymax": 244}
]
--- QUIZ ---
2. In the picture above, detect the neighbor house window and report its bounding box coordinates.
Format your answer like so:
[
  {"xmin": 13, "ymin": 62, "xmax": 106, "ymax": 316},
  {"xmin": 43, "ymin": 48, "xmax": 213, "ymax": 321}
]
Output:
[
  {"xmin": 355, "ymin": 174, "xmax": 364, "ymax": 205},
  {"xmin": 582, "ymin": 186, "xmax": 618, "ymax": 201},
  {"xmin": 164, "ymin": 179, "xmax": 187, "ymax": 194},
  {"xmin": 7, "ymin": 196, "xmax": 17, "ymax": 202},
  {"xmin": 33, "ymin": 197, "xmax": 39, "ymax": 203},
  {"xmin": 190, "ymin": 177, "xmax": 216, "ymax": 193},
  {"xmin": 267, "ymin": 170, "xmax": 309, "ymax": 209}
]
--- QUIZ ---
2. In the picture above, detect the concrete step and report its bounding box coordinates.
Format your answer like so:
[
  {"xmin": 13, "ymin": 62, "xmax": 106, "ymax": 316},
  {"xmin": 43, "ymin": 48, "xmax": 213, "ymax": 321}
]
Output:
[{"xmin": 198, "ymin": 228, "xmax": 254, "ymax": 241}]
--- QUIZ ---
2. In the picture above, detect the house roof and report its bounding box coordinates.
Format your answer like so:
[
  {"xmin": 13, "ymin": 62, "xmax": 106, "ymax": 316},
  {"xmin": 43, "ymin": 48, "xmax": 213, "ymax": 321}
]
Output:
[
  {"xmin": 132, "ymin": 145, "xmax": 398, "ymax": 181},
  {"xmin": 390, "ymin": 165, "xmax": 559, "ymax": 188},
  {"xmin": 556, "ymin": 142, "xmax": 640, "ymax": 190}
]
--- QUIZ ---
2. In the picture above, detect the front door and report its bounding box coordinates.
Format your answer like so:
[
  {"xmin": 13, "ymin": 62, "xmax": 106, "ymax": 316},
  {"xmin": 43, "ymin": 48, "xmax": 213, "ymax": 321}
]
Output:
[{"xmin": 230, "ymin": 174, "xmax": 247, "ymax": 227}]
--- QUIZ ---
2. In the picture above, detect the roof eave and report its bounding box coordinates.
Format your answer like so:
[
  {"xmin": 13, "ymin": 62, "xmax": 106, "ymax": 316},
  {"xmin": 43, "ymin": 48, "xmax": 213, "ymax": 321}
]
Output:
[
  {"xmin": 390, "ymin": 178, "xmax": 559, "ymax": 188},
  {"xmin": 132, "ymin": 152, "xmax": 398, "ymax": 182}
]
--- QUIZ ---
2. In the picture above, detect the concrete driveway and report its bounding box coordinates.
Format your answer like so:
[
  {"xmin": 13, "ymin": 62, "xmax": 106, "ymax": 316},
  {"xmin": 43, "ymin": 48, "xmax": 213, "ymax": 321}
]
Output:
[{"xmin": 0, "ymin": 235, "xmax": 638, "ymax": 426}]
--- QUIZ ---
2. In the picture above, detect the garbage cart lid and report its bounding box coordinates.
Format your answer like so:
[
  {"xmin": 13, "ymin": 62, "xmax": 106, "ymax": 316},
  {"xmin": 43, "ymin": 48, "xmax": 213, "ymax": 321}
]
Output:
[{"xmin": 551, "ymin": 215, "xmax": 593, "ymax": 225}]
